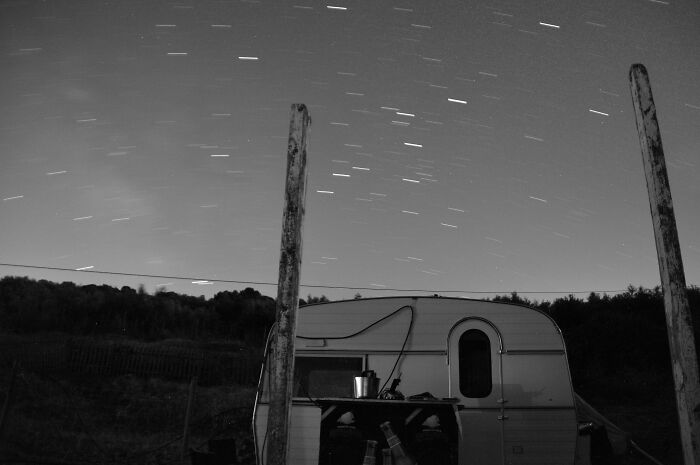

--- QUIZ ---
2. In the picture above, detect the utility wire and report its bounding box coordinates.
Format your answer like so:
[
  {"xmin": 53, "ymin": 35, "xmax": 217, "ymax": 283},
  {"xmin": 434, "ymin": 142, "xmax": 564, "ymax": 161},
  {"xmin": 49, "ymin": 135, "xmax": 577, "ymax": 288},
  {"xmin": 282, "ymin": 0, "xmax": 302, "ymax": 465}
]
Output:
[{"xmin": 0, "ymin": 262, "xmax": 629, "ymax": 295}]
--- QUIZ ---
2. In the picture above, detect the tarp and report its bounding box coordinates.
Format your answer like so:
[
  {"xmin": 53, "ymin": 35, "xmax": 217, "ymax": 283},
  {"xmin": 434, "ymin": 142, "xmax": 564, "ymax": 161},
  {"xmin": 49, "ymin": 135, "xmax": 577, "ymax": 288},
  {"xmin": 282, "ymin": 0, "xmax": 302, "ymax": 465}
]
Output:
[{"xmin": 575, "ymin": 393, "xmax": 629, "ymax": 456}]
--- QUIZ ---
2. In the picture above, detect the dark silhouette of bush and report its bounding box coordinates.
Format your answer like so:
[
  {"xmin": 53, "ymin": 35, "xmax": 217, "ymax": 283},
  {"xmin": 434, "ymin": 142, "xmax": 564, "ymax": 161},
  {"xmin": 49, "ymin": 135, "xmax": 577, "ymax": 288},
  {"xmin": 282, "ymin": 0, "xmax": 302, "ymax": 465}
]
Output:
[
  {"xmin": 2, "ymin": 275, "xmax": 698, "ymax": 369},
  {"xmin": 299, "ymin": 294, "xmax": 330, "ymax": 306},
  {"xmin": 492, "ymin": 285, "xmax": 700, "ymax": 402},
  {"xmin": 0, "ymin": 276, "xmax": 275, "ymax": 345}
]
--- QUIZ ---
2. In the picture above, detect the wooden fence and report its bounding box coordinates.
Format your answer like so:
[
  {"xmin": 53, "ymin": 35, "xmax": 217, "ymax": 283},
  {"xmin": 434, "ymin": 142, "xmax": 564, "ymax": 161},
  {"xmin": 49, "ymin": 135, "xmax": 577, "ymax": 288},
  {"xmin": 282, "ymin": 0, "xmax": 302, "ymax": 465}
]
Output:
[{"xmin": 0, "ymin": 338, "xmax": 262, "ymax": 386}]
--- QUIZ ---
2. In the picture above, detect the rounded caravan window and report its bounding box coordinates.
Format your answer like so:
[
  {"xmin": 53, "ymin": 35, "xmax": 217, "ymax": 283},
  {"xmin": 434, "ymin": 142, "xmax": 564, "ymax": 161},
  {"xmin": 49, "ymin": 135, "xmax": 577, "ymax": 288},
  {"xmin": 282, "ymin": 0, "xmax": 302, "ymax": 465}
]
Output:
[{"xmin": 459, "ymin": 329, "xmax": 492, "ymax": 398}]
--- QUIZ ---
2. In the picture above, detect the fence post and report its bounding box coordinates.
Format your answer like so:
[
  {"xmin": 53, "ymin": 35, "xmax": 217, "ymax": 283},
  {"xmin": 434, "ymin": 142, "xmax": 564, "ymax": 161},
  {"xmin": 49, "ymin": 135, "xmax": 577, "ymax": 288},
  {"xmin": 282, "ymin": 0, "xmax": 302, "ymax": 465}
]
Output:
[
  {"xmin": 265, "ymin": 104, "xmax": 310, "ymax": 465},
  {"xmin": 0, "ymin": 360, "xmax": 19, "ymax": 440},
  {"xmin": 630, "ymin": 63, "xmax": 700, "ymax": 465},
  {"xmin": 182, "ymin": 375, "xmax": 198, "ymax": 459}
]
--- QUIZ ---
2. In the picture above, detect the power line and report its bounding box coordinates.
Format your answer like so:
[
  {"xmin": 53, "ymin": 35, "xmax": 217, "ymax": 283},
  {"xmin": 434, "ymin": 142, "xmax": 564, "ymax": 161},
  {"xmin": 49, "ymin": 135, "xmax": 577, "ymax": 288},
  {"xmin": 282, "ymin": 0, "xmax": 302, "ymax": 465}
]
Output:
[{"xmin": 0, "ymin": 262, "xmax": 629, "ymax": 295}]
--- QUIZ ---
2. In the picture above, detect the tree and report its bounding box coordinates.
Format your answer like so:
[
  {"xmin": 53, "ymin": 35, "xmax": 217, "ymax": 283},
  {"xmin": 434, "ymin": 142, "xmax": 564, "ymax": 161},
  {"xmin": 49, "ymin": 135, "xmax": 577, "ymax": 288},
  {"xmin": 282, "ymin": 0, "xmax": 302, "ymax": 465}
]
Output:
[{"xmin": 305, "ymin": 295, "xmax": 329, "ymax": 305}]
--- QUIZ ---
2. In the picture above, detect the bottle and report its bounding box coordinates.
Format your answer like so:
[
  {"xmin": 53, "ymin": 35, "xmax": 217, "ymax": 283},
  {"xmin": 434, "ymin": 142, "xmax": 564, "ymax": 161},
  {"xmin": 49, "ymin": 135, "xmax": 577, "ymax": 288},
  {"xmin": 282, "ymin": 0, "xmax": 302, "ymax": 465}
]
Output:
[
  {"xmin": 379, "ymin": 421, "xmax": 416, "ymax": 464},
  {"xmin": 382, "ymin": 448, "xmax": 393, "ymax": 465},
  {"xmin": 362, "ymin": 439, "xmax": 378, "ymax": 465}
]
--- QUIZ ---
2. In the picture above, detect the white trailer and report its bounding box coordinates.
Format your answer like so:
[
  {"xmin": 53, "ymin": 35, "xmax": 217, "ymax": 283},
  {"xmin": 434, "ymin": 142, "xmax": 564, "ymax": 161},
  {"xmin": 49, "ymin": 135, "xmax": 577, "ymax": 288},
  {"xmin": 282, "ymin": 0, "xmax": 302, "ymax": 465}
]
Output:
[{"xmin": 253, "ymin": 296, "xmax": 590, "ymax": 465}]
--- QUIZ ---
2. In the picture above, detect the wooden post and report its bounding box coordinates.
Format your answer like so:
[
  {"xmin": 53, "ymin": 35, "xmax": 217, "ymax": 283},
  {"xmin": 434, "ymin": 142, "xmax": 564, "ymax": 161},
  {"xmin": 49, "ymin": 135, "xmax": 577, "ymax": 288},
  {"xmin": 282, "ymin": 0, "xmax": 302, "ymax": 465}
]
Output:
[
  {"xmin": 264, "ymin": 103, "xmax": 310, "ymax": 465},
  {"xmin": 0, "ymin": 360, "xmax": 18, "ymax": 440},
  {"xmin": 182, "ymin": 375, "xmax": 198, "ymax": 459},
  {"xmin": 630, "ymin": 63, "xmax": 700, "ymax": 465}
]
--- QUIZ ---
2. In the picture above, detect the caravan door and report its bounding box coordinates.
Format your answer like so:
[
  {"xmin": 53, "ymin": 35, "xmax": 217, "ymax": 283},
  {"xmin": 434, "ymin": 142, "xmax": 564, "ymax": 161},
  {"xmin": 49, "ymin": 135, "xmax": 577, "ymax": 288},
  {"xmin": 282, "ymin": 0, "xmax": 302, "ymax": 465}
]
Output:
[{"xmin": 448, "ymin": 318, "xmax": 504, "ymax": 465}]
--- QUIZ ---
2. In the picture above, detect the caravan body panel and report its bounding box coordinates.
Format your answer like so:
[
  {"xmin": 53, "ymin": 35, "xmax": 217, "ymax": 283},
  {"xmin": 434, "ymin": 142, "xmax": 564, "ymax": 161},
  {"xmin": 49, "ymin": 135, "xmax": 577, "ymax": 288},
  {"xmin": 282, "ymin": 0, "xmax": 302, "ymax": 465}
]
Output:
[
  {"xmin": 255, "ymin": 404, "xmax": 321, "ymax": 465},
  {"xmin": 504, "ymin": 409, "xmax": 579, "ymax": 465},
  {"xmin": 256, "ymin": 296, "xmax": 578, "ymax": 465}
]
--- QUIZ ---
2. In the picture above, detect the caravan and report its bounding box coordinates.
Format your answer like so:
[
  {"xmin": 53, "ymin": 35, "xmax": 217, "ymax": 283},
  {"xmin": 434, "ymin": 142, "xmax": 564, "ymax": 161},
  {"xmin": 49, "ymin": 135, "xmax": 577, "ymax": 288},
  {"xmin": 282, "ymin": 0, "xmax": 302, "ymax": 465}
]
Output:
[{"xmin": 253, "ymin": 296, "xmax": 592, "ymax": 465}]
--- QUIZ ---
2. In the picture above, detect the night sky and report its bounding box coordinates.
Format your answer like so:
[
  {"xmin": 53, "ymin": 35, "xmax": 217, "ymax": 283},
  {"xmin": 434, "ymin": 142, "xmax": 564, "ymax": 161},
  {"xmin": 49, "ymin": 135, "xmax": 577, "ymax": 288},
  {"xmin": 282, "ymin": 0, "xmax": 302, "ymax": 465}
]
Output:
[{"xmin": 1, "ymin": 0, "xmax": 699, "ymax": 302}]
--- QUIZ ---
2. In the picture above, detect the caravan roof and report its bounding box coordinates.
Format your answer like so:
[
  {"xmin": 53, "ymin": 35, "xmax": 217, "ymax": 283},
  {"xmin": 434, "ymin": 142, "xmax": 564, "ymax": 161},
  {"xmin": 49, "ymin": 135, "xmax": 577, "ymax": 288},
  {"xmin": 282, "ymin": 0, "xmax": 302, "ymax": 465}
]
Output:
[{"xmin": 295, "ymin": 296, "xmax": 565, "ymax": 353}]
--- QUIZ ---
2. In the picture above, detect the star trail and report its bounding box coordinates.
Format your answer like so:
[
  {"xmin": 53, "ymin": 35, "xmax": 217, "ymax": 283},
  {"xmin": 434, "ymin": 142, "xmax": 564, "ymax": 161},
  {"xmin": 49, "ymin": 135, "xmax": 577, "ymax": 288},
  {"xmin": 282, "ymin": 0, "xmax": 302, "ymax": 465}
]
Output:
[{"xmin": 0, "ymin": 0, "xmax": 699, "ymax": 301}]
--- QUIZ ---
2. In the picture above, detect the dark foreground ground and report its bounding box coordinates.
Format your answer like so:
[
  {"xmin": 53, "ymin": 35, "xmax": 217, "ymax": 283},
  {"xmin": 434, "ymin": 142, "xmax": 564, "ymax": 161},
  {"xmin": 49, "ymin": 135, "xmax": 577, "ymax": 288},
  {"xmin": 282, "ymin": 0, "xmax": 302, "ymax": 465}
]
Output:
[
  {"xmin": 0, "ymin": 335, "xmax": 682, "ymax": 465},
  {"xmin": 0, "ymin": 369, "xmax": 258, "ymax": 465},
  {"xmin": 0, "ymin": 372, "xmax": 680, "ymax": 465},
  {"xmin": 577, "ymin": 374, "xmax": 681, "ymax": 465}
]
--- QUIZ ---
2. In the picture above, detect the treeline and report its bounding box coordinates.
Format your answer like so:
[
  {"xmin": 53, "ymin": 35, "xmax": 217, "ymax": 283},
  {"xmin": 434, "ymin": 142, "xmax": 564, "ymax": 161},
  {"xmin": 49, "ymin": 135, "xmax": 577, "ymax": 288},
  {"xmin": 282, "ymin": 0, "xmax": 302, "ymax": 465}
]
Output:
[
  {"xmin": 0, "ymin": 276, "xmax": 334, "ymax": 345},
  {"xmin": 0, "ymin": 277, "xmax": 276, "ymax": 344},
  {"xmin": 1, "ymin": 275, "xmax": 699, "ymax": 392},
  {"xmin": 492, "ymin": 286, "xmax": 700, "ymax": 402}
]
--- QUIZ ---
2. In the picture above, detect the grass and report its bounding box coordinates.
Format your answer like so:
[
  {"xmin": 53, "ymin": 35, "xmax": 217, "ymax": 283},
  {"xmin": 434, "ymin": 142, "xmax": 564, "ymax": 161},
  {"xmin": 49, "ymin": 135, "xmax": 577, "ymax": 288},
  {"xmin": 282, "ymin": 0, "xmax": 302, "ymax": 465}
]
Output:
[
  {"xmin": 0, "ymin": 332, "xmax": 684, "ymax": 465},
  {"xmin": 0, "ymin": 364, "xmax": 258, "ymax": 465},
  {"xmin": 576, "ymin": 368, "xmax": 681, "ymax": 465}
]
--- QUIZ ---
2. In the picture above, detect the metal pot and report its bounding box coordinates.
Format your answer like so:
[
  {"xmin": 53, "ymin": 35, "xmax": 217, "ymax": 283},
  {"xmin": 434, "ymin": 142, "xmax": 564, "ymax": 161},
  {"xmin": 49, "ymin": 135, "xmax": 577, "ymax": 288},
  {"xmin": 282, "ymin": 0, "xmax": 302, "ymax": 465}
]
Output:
[{"xmin": 353, "ymin": 370, "xmax": 380, "ymax": 398}]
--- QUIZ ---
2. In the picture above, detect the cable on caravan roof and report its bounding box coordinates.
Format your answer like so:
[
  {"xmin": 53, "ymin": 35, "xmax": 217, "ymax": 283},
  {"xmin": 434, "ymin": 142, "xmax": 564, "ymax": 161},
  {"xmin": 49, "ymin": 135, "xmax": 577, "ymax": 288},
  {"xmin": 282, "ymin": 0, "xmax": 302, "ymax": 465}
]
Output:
[
  {"xmin": 297, "ymin": 304, "xmax": 413, "ymax": 340},
  {"xmin": 297, "ymin": 304, "xmax": 415, "ymax": 394}
]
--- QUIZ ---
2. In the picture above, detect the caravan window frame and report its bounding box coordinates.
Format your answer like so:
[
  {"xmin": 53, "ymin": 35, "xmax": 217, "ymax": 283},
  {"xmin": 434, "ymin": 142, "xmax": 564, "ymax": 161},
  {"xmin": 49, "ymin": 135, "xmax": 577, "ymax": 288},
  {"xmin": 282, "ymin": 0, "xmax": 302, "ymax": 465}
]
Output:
[{"xmin": 292, "ymin": 354, "xmax": 365, "ymax": 399}]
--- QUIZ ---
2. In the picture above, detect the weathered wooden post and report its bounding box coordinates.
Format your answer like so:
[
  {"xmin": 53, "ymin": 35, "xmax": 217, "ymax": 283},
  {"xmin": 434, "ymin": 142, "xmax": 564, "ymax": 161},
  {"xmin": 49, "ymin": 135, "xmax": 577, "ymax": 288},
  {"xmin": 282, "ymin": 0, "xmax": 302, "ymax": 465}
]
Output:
[
  {"xmin": 630, "ymin": 63, "xmax": 700, "ymax": 465},
  {"xmin": 182, "ymin": 375, "xmax": 198, "ymax": 459},
  {"xmin": 265, "ymin": 104, "xmax": 310, "ymax": 465}
]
